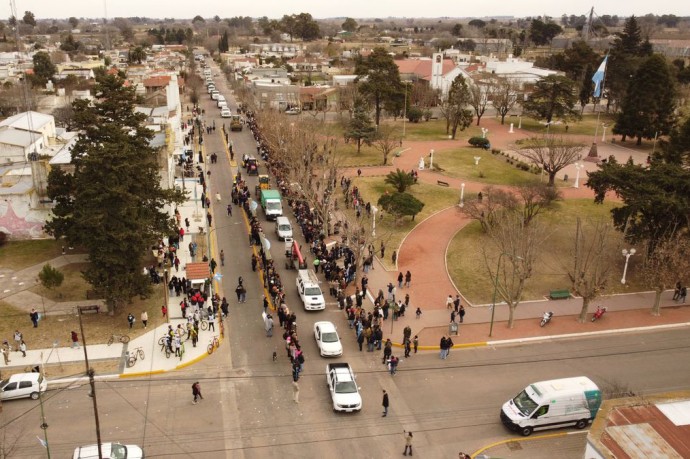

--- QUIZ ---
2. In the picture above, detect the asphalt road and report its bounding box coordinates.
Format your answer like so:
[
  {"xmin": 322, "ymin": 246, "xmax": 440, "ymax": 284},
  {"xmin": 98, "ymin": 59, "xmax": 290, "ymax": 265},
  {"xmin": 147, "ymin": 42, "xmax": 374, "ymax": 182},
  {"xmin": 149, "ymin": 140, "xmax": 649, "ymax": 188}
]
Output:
[{"xmin": 3, "ymin": 63, "xmax": 690, "ymax": 459}]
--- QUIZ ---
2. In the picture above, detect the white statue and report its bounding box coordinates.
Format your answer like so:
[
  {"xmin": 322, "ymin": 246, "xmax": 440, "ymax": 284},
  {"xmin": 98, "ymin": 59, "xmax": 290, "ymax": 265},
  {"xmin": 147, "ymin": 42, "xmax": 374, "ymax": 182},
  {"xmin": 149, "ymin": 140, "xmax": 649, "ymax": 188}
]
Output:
[{"xmin": 418, "ymin": 157, "xmax": 425, "ymax": 171}]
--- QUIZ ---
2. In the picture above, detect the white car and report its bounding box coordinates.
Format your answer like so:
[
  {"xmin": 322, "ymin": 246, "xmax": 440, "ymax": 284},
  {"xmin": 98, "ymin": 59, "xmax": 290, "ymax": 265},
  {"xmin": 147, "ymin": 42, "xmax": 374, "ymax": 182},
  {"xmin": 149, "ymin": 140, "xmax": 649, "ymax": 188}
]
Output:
[
  {"xmin": 220, "ymin": 109, "xmax": 232, "ymax": 118},
  {"xmin": 73, "ymin": 442, "xmax": 144, "ymax": 459},
  {"xmin": 0, "ymin": 373, "xmax": 47, "ymax": 400},
  {"xmin": 285, "ymin": 108, "xmax": 301, "ymax": 115},
  {"xmin": 314, "ymin": 321, "xmax": 343, "ymax": 357}
]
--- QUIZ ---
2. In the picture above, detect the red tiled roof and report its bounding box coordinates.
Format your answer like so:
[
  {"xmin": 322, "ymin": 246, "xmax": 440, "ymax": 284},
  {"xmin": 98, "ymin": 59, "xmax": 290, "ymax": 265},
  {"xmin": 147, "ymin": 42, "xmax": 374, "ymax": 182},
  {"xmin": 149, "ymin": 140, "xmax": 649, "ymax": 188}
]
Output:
[
  {"xmin": 185, "ymin": 262, "xmax": 210, "ymax": 281},
  {"xmin": 395, "ymin": 59, "xmax": 456, "ymax": 81},
  {"xmin": 143, "ymin": 76, "xmax": 171, "ymax": 88}
]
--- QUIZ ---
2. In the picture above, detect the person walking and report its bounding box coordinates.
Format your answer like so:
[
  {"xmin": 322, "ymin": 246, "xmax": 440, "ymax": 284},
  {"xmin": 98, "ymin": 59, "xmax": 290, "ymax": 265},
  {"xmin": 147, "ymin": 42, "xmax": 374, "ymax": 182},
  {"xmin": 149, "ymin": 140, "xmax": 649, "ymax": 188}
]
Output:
[
  {"xmin": 446, "ymin": 295, "xmax": 453, "ymax": 310},
  {"xmin": 192, "ymin": 381, "xmax": 203, "ymax": 404},
  {"xmin": 680, "ymin": 286, "xmax": 688, "ymax": 304},
  {"xmin": 382, "ymin": 339, "xmax": 392, "ymax": 364},
  {"xmin": 141, "ymin": 311, "xmax": 148, "ymax": 328},
  {"xmin": 227, "ymin": 203, "xmax": 233, "ymax": 216},
  {"xmin": 1, "ymin": 342, "xmax": 10, "ymax": 365},
  {"xmin": 403, "ymin": 431, "xmax": 414, "ymax": 456},
  {"xmin": 453, "ymin": 295, "xmax": 461, "ymax": 313},
  {"xmin": 210, "ymin": 258, "xmax": 217, "ymax": 274},
  {"xmin": 220, "ymin": 250, "xmax": 225, "ymax": 267},
  {"xmin": 440, "ymin": 336, "xmax": 448, "ymax": 359},
  {"xmin": 397, "ymin": 272, "xmax": 404, "ymax": 289},
  {"xmin": 19, "ymin": 340, "xmax": 26, "ymax": 357},
  {"xmin": 30, "ymin": 308, "xmax": 39, "ymax": 328},
  {"xmin": 208, "ymin": 312, "xmax": 216, "ymax": 332},
  {"xmin": 127, "ymin": 313, "xmax": 135, "ymax": 329},
  {"xmin": 459, "ymin": 303, "xmax": 466, "ymax": 323},
  {"xmin": 413, "ymin": 335, "xmax": 419, "ymax": 354},
  {"xmin": 265, "ymin": 314, "xmax": 274, "ymax": 337},
  {"xmin": 71, "ymin": 331, "xmax": 80, "ymax": 349},
  {"xmin": 382, "ymin": 390, "xmax": 389, "ymax": 417},
  {"xmin": 673, "ymin": 281, "xmax": 682, "ymax": 300},
  {"xmin": 13, "ymin": 330, "xmax": 22, "ymax": 351},
  {"xmin": 292, "ymin": 380, "xmax": 300, "ymax": 403},
  {"xmin": 388, "ymin": 355, "xmax": 399, "ymax": 375},
  {"xmin": 405, "ymin": 271, "xmax": 412, "ymax": 288},
  {"xmin": 403, "ymin": 338, "xmax": 411, "ymax": 358}
]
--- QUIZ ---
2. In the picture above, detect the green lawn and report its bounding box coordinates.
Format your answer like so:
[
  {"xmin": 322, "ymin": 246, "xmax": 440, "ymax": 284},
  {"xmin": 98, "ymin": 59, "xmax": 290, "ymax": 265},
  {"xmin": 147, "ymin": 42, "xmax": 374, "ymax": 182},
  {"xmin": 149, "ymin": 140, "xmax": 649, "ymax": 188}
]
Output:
[
  {"xmin": 447, "ymin": 199, "xmax": 645, "ymax": 304},
  {"xmin": 432, "ymin": 147, "xmax": 544, "ymax": 186},
  {"xmin": 0, "ymin": 239, "xmax": 77, "ymax": 270},
  {"xmin": 30, "ymin": 263, "xmax": 91, "ymax": 302},
  {"xmin": 349, "ymin": 177, "xmax": 459, "ymax": 269},
  {"xmin": 517, "ymin": 113, "xmax": 617, "ymax": 136}
]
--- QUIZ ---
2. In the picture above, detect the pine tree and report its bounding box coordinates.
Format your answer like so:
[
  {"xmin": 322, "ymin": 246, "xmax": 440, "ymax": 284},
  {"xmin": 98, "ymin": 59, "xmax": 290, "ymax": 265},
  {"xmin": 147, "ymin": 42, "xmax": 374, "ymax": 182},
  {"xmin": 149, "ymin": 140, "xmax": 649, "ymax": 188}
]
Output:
[
  {"xmin": 355, "ymin": 47, "xmax": 403, "ymax": 126},
  {"xmin": 46, "ymin": 70, "xmax": 183, "ymax": 313},
  {"xmin": 523, "ymin": 75, "xmax": 579, "ymax": 123},
  {"xmin": 613, "ymin": 54, "xmax": 676, "ymax": 145},
  {"xmin": 346, "ymin": 99, "xmax": 376, "ymax": 153}
]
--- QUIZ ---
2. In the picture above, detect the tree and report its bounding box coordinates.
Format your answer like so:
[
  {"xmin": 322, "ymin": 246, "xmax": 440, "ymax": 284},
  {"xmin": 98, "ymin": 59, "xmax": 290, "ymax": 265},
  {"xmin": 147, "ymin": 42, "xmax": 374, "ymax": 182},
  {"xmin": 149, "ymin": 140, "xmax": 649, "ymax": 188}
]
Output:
[
  {"xmin": 38, "ymin": 263, "xmax": 64, "ymax": 292},
  {"xmin": 128, "ymin": 46, "xmax": 146, "ymax": 64},
  {"xmin": 517, "ymin": 182, "xmax": 562, "ymax": 225},
  {"xmin": 22, "ymin": 11, "xmax": 36, "ymax": 27},
  {"xmin": 492, "ymin": 76, "xmax": 520, "ymax": 125},
  {"xmin": 384, "ymin": 169, "xmax": 415, "ymax": 193},
  {"xmin": 451, "ymin": 23, "xmax": 463, "ymax": 37},
  {"xmin": 440, "ymin": 74, "xmax": 474, "ymax": 139},
  {"xmin": 578, "ymin": 65, "xmax": 594, "ymax": 114},
  {"xmin": 68, "ymin": 17, "xmax": 79, "ymax": 29},
  {"xmin": 373, "ymin": 125, "xmax": 400, "ymax": 166},
  {"xmin": 8, "ymin": 16, "xmax": 17, "ymax": 27},
  {"xmin": 468, "ymin": 19, "xmax": 486, "ymax": 28},
  {"xmin": 606, "ymin": 16, "xmax": 651, "ymax": 111},
  {"xmin": 567, "ymin": 218, "xmax": 616, "ymax": 323},
  {"xmin": 355, "ymin": 47, "xmax": 403, "ymax": 126},
  {"xmin": 377, "ymin": 192, "xmax": 424, "ymax": 221},
  {"xmin": 342, "ymin": 18, "xmax": 358, "ymax": 32},
  {"xmin": 345, "ymin": 99, "xmax": 376, "ymax": 153},
  {"xmin": 662, "ymin": 115, "xmax": 690, "ymax": 165},
  {"xmin": 218, "ymin": 31, "xmax": 229, "ymax": 53},
  {"xmin": 523, "ymin": 75, "xmax": 580, "ymax": 123},
  {"xmin": 192, "ymin": 15, "xmax": 206, "ymax": 26},
  {"xmin": 60, "ymin": 33, "xmax": 82, "ymax": 55},
  {"xmin": 613, "ymin": 54, "xmax": 676, "ymax": 145},
  {"xmin": 484, "ymin": 211, "xmax": 543, "ymax": 329},
  {"xmin": 519, "ymin": 136, "xmax": 584, "ymax": 186},
  {"xmin": 640, "ymin": 234, "xmax": 690, "ymax": 316},
  {"xmin": 45, "ymin": 70, "xmax": 184, "ymax": 313},
  {"xmin": 529, "ymin": 18, "xmax": 563, "ymax": 46},
  {"xmin": 31, "ymin": 51, "xmax": 56, "ymax": 86},
  {"xmin": 52, "ymin": 104, "xmax": 75, "ymax": 130},
  {"xmin": 586, "ymin": 157, "xmax": 690, "ymax": 250},
  {"xmin": 467, "ymin": 80, "xmax": 490, "ymax": 126}
]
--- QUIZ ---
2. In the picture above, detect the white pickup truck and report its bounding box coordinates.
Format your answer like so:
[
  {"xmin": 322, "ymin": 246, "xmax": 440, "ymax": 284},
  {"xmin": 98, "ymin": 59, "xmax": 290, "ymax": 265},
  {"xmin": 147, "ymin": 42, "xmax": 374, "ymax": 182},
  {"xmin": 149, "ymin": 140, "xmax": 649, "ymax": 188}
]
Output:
[{"xmin": 326, "ymin": 363, "xmax": 362, "ymax": 412}]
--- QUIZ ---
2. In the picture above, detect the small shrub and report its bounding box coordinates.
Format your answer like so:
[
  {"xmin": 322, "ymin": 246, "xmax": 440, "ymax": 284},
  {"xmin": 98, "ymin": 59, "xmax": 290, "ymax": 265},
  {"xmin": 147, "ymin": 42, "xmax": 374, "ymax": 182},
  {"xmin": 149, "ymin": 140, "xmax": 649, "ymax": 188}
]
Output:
[
  {"xmin": 478, "ymin": 170, "xmax": 485, "ymax": 178},
  {"xmin": 491, "ymin": 149, "xmax": 501, "ymax": 155},
  {"xmin": 407, "ymin": 106, "xmax": 423, "ymax": 123},
  {"xmin": 468, "ymin": 136, "xmax": 490, "ymax": 148}
]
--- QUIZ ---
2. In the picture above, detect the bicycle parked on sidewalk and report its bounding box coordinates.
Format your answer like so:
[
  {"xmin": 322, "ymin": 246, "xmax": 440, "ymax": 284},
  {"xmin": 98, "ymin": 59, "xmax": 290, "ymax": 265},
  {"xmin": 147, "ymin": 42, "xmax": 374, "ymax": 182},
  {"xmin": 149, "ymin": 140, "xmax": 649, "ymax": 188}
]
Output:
[
  {"xmin": 126, "ymin": 347, "xmax": 145, "ymax": 368},
  {"xmin": 158, "ymin": 336, "xmax": 171, "ymax": 358},
  {"xmin": 207, "ymin": 335, "xmax": 220, "ymax": 355},
  {"xmin": 107, "ymin": 334, "xmax": 131, "ymax": 346}
]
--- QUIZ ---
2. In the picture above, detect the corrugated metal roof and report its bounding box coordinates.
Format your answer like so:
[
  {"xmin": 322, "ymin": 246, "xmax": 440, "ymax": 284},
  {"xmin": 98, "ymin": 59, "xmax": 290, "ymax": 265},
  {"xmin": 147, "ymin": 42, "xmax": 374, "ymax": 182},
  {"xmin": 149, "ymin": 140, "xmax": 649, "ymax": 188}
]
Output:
[
  {"xmin": 0, "ymin": 110, "xmax": 53, "ymax": 130},
  {"xmin": 0, "ymin": 128, "xmax": 37, "ymax": 147},
  {"xmin": 185, "ymin": 262, "xmax": 210, "ymax": 281}
]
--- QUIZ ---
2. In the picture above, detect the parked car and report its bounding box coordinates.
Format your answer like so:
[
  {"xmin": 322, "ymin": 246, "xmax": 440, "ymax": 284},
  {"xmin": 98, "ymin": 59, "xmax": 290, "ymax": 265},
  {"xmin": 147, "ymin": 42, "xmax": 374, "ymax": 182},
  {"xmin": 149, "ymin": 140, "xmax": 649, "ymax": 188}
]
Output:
[
  {"xmin": 220, "ymin": 108, "xmax": 232, "ymax": 118},
  {"xmin": 73, "ymin": 442, "xmax": 144, "ymax": 459},
  {"xmin": 0, "ymin": 372, "xmax": 47, "ymax": 401},
  {"xmin": 314, "ymin": 321, "xmax": 343, "ymax": 357},
  {"xmin": 285, "ymin": 108, "xmax": 301, "ymax": 115}
]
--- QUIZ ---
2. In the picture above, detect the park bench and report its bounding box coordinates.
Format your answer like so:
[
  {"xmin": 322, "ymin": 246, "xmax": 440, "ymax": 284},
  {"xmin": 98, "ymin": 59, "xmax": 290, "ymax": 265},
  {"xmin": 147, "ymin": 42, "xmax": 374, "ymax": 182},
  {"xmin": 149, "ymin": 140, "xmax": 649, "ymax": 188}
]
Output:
[
  {"xmin": 549, "ymin": 290, "xmax": 571, "ymax": 300},
  {"xmin": 437, "ymin": 180, "xmax": 449, "ymax": 187},
  {"xmin": 79, "ymin": 305, "xmax": 100, "ymax": 314}
]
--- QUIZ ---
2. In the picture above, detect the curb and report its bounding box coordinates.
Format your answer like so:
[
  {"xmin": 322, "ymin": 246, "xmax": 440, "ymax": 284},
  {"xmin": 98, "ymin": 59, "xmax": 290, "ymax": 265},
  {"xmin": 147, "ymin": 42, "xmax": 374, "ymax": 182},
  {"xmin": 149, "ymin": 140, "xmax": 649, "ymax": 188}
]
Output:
[
  {"xmin": 390, "ymin": 321, "xmax": 690, "ymax": 351},
  {"xmin": 470, "ymin": 430, "xmax": 585, "ymax": 458}
]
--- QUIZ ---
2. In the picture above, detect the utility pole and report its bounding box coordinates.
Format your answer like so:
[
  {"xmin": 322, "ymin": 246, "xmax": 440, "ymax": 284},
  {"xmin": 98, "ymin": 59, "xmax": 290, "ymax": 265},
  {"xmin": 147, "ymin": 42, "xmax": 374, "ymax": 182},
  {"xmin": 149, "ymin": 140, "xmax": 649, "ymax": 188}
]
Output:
[{"xmin": 78, "ymin": 308, "xmax": 104, "ymax": 459}]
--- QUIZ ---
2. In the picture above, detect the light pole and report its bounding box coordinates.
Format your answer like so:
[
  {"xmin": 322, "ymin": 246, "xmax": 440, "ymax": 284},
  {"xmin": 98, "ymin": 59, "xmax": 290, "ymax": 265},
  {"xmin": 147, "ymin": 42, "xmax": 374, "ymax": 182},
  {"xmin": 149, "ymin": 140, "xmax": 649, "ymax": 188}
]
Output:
[
  {"xmin": 429, "ymin": 149, "xmax": 434, "ymax": 170},
  {"xmin": 459, "ymin": 183, "xmax": 465, "ymax": 207},
  {"xmin": 473, "ymin": 156, "xmax": 481, "ymax": 166},
  {"xmin": 489, "ymin": 252, "xmax": 521, "ymax": 337},
  {"xmin": 573, "ymin": 163, "xmax": 584, "ymax": 188},
  {"xmin": 601, "ymin": 123, "xmax": 608, "ymax": 142},
  {"xmin": 371, "ymin": 205, "xmax": 378, "ymax": 237},
  {"xmin": 402, "ymin": 81, "xmax": 409, "ymax": 138},
  {"xmin": 621, "ymin": 248, "xmax": 636, "ymax": 284},
  {"xmin": 481, "ymin": 127, "xmax": 489, "ymax": 139},
  {"xmin": 518, "ymin": 115, "xmax": 522, "ymax": 129}
]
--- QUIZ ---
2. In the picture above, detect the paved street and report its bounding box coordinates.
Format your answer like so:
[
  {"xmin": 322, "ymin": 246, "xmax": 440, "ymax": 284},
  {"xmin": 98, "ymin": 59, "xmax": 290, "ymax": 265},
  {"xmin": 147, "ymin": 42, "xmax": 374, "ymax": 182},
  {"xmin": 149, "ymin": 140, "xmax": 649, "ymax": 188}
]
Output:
[{"xmin": 3, "ymin": 60, "xmax": 690, "ymax": 459}]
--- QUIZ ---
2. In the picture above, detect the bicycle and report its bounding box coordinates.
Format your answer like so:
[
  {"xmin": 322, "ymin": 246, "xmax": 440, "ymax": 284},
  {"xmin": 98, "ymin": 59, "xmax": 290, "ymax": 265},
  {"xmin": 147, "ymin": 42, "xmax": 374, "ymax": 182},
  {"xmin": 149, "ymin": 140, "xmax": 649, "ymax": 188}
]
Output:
[
  {"xmin": 126, "ymin": 347, "xmax": 145, "ymax": 368},
  {"xmin": 199, "ymin": 318, "xmax": 209, "ymax": 331},
  {"xmin": 158, "ymin": 336, "xmax": 172, "ymax": 358},
  {"xmin": 107, "ymin": 334, "xmax": 130, "ymax": 346},
  {"xmin": 207, "ymin": 335, "xmax": 220, "ymax": 355}
]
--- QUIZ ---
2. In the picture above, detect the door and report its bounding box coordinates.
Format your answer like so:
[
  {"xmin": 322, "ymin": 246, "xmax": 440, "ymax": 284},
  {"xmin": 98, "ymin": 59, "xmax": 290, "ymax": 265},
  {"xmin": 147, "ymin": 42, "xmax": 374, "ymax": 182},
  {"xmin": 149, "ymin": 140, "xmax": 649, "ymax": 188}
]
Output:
[{"xmin": 1, "ymin": 382, "xmax": 18, "ymax": 400}]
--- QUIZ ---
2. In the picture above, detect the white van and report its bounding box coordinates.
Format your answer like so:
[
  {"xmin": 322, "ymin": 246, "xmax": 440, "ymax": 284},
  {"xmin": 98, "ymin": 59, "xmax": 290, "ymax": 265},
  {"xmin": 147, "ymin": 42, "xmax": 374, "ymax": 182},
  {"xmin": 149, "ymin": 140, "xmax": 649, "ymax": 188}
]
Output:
[
  {"xmin": 73, "ymin": 442, "xmax": 144, "ymax": 459},
  {"xmin": 296, "ymin": 269, "xmax": 325, "ymax": 310},
  {"xmin": 500, "ymin": 376, "xmax": 602, "ymax": 436},
  {"xmin": 0, "ymin": 372, "xmax": 48, "ymax": 400},
  {"xmin": 275, "ymin": 216, "xmax": 293, "ymax": 240}
]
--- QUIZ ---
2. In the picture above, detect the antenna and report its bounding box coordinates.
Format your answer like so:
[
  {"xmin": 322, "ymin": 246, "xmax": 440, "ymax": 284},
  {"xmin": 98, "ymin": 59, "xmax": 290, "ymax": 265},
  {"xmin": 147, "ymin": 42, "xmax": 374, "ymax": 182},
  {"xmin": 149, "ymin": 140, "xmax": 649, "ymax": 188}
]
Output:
[{"xmin": 103, "ymin": 0, "xmax": 111, "ymax": 51}]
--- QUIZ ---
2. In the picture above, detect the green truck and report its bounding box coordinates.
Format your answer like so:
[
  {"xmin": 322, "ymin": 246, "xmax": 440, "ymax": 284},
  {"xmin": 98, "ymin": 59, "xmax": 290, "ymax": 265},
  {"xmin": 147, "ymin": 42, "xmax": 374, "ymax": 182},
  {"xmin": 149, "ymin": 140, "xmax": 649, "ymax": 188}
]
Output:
[{"xmin": 260, "ymin": 189, "xmax": 283, "ymax": 220}]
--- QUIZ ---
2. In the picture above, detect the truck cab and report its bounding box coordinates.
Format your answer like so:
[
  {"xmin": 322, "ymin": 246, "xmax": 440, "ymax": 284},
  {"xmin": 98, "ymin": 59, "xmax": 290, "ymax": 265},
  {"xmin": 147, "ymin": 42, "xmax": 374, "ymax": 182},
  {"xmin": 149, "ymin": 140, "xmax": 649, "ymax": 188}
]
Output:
[
  {"xmin": 326, "ymin": 363, "xmax": 362, "ymax": 412},
  {"xmin": 296, "ymin": 269, "xmax": 325, "ymax": 310}
]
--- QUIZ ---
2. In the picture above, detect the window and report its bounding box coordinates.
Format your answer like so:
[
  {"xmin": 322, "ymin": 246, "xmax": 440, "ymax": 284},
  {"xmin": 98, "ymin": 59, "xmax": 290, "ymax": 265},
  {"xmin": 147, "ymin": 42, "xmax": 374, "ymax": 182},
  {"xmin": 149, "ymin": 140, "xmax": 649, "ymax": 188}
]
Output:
[
  {"xmin": 19, "ymin": 381, "xmax": 32, "ymax": 389},
  {"xmin": 536, "ymin": 405, "xmax": 549, "ymax": 417},
  {"xmin": 3, "ymin": 382, "xmax": 17, "ymax": 392}
]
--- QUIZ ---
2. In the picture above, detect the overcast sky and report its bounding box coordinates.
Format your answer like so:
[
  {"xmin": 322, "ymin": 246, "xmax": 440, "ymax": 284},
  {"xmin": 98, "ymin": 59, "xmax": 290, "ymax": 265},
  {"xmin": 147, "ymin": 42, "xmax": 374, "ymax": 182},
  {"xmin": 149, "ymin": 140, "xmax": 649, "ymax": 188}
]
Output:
[{"xmin": 4, "ymin": 0, "xmax": 687, "ymax": 21}]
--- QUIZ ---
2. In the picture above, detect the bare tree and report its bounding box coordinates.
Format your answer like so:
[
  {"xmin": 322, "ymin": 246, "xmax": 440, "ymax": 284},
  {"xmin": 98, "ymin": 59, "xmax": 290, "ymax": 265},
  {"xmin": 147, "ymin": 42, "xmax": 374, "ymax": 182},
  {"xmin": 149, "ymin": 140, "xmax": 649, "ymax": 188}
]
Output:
[
  {"xmin": 467, "ymin": 79, "xmax": 491, "ymax": 126},
  {"xmin": 517, "ymin": 182, "xmax": 562, "ymax": 225},
  {"xmin": 372, "ymin": 125, "xmax": 400, "ymax": 166},
  {"xmin": 567, "ymin": 218, "xmax": 617, "ymax": 323},
  {"xmin": 640, "ymin": 234, "xmax": 690, "ymax": 315},
  {"xmin": 518, "ymin": 136, "xmax": 585, "ymax": 186},
  {"xmin": 492, "ymin": 76, "xmax": 520, "ymax": 125},
  {"xmin": 484, "ymin": 211, "xmax": 543, "ymax": 328},
  {"xmin": 461, "ymin": 185, "xmax": 518, "ymax": 233}
]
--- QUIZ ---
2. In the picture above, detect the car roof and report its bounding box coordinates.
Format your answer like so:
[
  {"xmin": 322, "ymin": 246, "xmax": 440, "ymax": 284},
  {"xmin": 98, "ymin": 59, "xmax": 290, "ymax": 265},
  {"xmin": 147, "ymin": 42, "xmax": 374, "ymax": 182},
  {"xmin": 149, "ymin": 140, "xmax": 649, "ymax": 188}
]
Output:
[
  {"xmin": 314, "ymin": 321, "xmax": 336, "ymax": 332},
  {"xmin": 7, "ymin": 373, "xmax": 40, "ymax": 383}
]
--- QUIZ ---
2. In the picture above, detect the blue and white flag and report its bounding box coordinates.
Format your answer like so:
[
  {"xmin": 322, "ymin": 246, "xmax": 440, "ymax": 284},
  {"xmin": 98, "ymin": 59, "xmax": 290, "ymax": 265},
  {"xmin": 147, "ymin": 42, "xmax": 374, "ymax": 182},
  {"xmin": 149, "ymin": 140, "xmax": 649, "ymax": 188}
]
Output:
[{"xmin": 592, "ymin": 55, "xmax": 608, "ymax": 98}]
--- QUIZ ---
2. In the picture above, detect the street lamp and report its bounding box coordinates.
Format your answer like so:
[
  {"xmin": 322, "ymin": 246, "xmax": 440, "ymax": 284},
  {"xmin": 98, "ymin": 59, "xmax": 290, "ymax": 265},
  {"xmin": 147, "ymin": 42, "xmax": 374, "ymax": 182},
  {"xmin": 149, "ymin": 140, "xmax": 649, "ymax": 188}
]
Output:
[
  {"xmin": 459, "ymin": 183, "xmax": 465, "ymax": 207},
  {"xmin": 518, "ymin": 115, "xmax": 522, "ymax": 129},
  {"xmin": 474, "ymin": 156, "xmax": 481, "ymax": 166},
  {"xmin": 481, "ymin": 127, "xmax": 489, "ymax": 139},
  {"xmin": 621, "ymin": 248, "xmax": 636, "ymax": 284},
  {"xmin": 573, "ymin": 163, "xmax": 584, "ymax": 188},
  {"xmin": 371, "ymin": 205, "xmax": 378, "ymax": 237},
  {"xmin": 601, "ymin": 123, "xmax": 608, "ymax": 142},
  {"xmin": 489, "ymin": 252, "xmax": 522, "ymax": 337},
  {"xmin": 429, "ymin": 149, "xmax": 434, "ymax": 170}
]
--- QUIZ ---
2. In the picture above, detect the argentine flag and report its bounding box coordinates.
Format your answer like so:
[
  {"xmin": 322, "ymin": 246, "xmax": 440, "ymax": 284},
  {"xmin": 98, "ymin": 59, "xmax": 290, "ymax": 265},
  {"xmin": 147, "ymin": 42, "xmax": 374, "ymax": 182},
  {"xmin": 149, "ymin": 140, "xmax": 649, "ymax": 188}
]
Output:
[{"xmin": 592, "ymin": 55, "xmax": 608, "ymax": 98}]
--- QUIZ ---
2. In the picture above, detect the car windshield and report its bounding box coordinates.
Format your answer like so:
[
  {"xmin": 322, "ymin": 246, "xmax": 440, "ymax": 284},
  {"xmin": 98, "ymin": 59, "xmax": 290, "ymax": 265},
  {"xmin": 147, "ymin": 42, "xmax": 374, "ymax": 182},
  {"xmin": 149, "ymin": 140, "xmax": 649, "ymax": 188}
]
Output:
[
  {"xmin": 111, "ymin": 444, "xmax": 127, "ymax": 459},
  {"xmin": 321, "ymin": 332, "xmax": 339, "ymax": 343},
  {"xmin": 0, "ymin": 379, "xmax": 8, "ymax": 388},
  {"xmin": 279, "ymin": 225, "xmax": 291, "ymax": 231},
  {"xmin": 267, "ymin": 202, "xmax": 281, "ymax": 211},
  {"xmin": 513, "ymin": 390, "xmax": 538, "ymax": 416},
  {"xmin": 335, "ymin": 381, "xmax": 357, "ymax": 393},
  {"xmin": 305, "ymin": 287, "xmax": 322, "ymax": 296}
]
